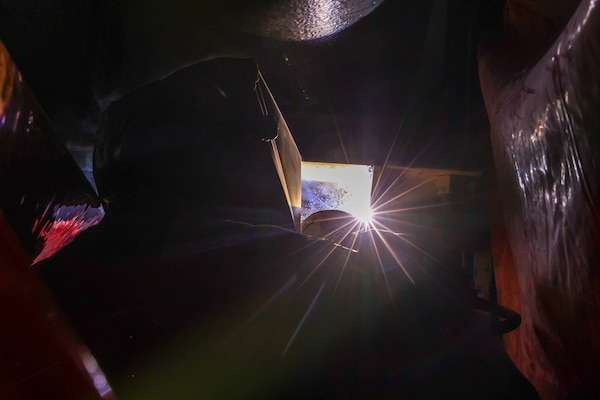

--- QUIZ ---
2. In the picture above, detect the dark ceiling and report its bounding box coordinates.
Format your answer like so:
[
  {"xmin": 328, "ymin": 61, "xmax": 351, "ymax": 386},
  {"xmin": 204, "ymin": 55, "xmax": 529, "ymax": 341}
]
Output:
[{"xmin": 0, "ymin": 0, "xmax": 503, "ymax": 173}]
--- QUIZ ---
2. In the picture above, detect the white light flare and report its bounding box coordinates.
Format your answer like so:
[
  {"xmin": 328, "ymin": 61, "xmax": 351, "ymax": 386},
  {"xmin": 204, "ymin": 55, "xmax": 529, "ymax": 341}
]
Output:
[
  {"xmin": 301, "ymin": 161, "xmax": 374, "ymax": 224},
  {"xmin": 354, "ymin": 206, "xmax": 374, "ymax": 227}
]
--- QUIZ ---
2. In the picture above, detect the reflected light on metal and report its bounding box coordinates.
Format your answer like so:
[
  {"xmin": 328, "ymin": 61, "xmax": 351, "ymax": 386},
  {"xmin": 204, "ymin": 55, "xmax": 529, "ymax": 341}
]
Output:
[{"xmin": 242, "ymin": 0, "xmax": 385, "ymax": 41}]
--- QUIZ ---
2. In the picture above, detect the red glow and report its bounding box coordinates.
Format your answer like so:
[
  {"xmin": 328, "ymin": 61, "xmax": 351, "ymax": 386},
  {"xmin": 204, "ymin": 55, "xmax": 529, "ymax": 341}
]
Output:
[{"xmin": 32, "ymin": 205, "xmax": 104, "ymax": 264}]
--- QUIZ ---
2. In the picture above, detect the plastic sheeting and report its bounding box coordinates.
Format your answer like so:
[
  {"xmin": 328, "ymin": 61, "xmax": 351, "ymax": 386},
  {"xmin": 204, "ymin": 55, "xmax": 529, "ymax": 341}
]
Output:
[
  {"xmin": 479, "ymin": 0, "xmax": 600, "ymax": 397},
  {"xmin": 0, "ymin": 41, "xmax": 103, "ymax": 264}
]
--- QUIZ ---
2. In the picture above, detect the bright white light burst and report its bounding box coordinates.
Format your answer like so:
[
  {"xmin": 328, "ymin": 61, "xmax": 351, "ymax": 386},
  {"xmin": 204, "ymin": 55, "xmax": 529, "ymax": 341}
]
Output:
[{"xmin": 301, "ymin": 161, "xmax": 374, "ymax": 223}]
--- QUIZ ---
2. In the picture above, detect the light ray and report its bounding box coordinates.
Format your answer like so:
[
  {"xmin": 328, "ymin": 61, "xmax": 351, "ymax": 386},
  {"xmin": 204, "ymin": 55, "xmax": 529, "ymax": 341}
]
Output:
[
  {"xmin": 303, "ymin": 212, "xmax": 363, "ymax": 249},
  {"xmin": 282, "ymin": 282, "xmax": 326, "ymax": 358},
  {"xmin": 365, "ymin": 227, "xmax": 397, "ymax": 303},
  {"xmin": 224, "ymin": 220, "xmax": 299, "ymax": 235},
  {"xmin": 232, "ymin": 275, "xmax": 298, "ymax": 337},
  {"xmin": 371, "ymin": 176, "xmax": 437, "ymax": 213},
  {"xmin": 332, "ymin": 223, "xmax": 362, "ymax": 295},
  {"xmin": 298, "ymin": 217, "xmax": 362, "ymax": 289},
  {"xmin": 372, "ymin": 115, "xmax": 408, "ymax": 199},
  {"xmin": 330, "ymin": 100, "xmax": 350, "ymax": 164},
  {"xmin": 317, "ymin": 54, "xmax": 350, "ymax": 163},
  {"xmin": 371, "ymin": 226, "xmax": 415, "ymax": 285},
  {"xmin": 373, "ymin": 202, "xmax": 446, "ymax": 215},
  {"xmin": 324, "ymin": 216, "xmax": 363, "ymax": 242},
  {"xmin": 372, "ymin": 145, "xmax": 429, "ymax": 208},
  {"xmin": 371, "ymin": 218, "xmax": 440, "ymax": 264},
  {"xmin": 297, "ymin": 242, "xmax": 339, "ymax": 289},
  {"xmin": 374, "ymin": 194, "xmax": 468, "ymax": 215}
]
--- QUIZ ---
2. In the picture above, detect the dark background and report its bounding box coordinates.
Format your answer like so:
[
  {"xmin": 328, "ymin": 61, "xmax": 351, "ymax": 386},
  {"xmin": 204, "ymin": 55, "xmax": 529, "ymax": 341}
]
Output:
[{"xmin": 0, "ymin": 0, "xmax": 503, "ymax": 174}]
